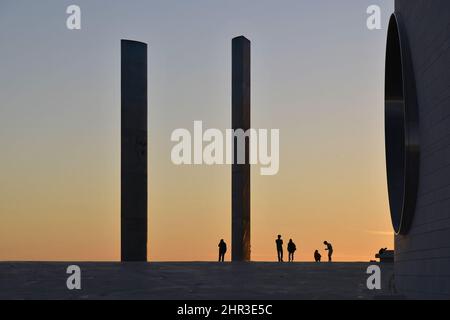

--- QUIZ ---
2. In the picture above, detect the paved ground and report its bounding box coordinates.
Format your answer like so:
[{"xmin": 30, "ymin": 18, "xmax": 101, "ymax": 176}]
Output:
[{"xmin": 0, "ymin": 262, "xmax": 396, "ymax": 300}]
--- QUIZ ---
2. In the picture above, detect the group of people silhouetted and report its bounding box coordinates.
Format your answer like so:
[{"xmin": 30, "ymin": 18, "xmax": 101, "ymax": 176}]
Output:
[
  {"xmin": 276, "ymin": 235, "xmax": 333, "ymax": 262},
  {"xmin": 217, "ymin": 236, "xmax": 334, "ymax": 262},
  {"xmin": 276, "ymin": 235, "xmax": 297, "ymax": 262}
]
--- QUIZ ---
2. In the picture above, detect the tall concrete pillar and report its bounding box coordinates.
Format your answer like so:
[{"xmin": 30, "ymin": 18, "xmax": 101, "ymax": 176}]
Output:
[
  {"xmin": 232, "ymin": 36, "xmax": 251, "ymax": 261},
  {"xmin": 121, "ymin": 39, "xmax": 148, "ymax": 262}
]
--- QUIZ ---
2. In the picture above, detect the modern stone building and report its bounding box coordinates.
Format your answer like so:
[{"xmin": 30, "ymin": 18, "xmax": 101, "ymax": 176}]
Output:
[
  {"xmin": 121, "ymin": 40, "xmax": 148, "ymax": 262},
  {"xmin": 385, "ymin": 1, "xmax": 450, "ymax": 298}
]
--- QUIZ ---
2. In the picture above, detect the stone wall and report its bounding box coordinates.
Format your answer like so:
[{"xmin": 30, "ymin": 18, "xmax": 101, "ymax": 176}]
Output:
[{"xmin": 394, "ymin": 0, "xmax": 450, "ymax": 299}]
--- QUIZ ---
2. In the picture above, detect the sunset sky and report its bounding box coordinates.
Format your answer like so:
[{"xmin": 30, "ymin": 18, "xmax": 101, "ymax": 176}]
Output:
[{"xmin": 0, "ymin": 0, "xmax": 395, "ymax": 262}]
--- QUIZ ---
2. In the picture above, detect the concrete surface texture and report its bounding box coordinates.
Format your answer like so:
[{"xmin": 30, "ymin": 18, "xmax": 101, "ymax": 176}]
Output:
[{"xmin": 0, "ymin": 262, "xmax": 394, "ymax": 300}]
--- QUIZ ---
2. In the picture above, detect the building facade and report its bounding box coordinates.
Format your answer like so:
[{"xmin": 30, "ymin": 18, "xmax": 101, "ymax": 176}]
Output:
[{"xmin": 387, "ymin": 1, "xmax": 450, "ymax": 298}]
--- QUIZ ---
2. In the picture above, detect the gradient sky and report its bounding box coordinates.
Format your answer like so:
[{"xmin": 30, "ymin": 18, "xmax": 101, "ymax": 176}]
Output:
[{"xmin": 0, "ymin": 0, "xmax": 395, "ymax": 261}]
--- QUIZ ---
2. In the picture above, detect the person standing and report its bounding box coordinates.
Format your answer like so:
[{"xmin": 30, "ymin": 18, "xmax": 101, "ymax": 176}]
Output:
[
  {"xmin": 218, "ymin": 239, "xmax": 227, "ymax": 262},
  {"xmin": 324, "ymin": 241, "xmax": 333, "ymax": 262},
  {"xmin": 287, "ymin": 239, "xmax": 297, "ymax": 262},
  {"xmin": 276, "ymin": 235, "xmax": 284, "ymax": 262}
]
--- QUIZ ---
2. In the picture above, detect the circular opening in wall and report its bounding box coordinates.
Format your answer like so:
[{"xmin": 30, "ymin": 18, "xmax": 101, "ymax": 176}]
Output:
[{"xmin": 385, "ymin": 13, "xmax": 420, "ymax": 235}]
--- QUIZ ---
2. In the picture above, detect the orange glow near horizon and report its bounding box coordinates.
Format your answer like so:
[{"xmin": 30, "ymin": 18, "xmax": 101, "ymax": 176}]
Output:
[{"xmin": 0, "ymin": 137, "xmax": 394, "ymax": 262}]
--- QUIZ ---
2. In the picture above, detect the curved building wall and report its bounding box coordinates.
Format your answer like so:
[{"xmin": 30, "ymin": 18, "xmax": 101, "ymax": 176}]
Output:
[{"xmin": 394, "ymin": 0, "xmax": 450, "ymax": 299}]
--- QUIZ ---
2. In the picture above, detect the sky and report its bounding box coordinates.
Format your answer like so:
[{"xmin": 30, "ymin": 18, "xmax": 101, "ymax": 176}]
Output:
[{"xmin": 0, "ymin": 0, "xmax": 395, "ymax": 262}]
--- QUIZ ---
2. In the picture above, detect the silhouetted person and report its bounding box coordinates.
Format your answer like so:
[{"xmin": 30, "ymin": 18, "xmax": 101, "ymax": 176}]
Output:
[
  {"xmin": 287, "ymin": 239, "xmax": 297, "ymax": 262},
  {"xmin": 276, "ymin": 235, "xmax": 284, "ymax": 262},
  {"xmin": 314, "ymin": 250, "xmax": 322, "ymax": 262},
  {"xmin": 218, "ymin": 239, "xmax": 227, "ymax": 262},
  {"xmin": 324, "ymin": 241, "xmax": 333, "ymax": 262}
]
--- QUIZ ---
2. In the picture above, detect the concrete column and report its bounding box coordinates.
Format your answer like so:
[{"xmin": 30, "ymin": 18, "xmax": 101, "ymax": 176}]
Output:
[
  {"xmin": 232, "ymin": 36, "xmax": 251, "ymax": 262},
  {"xmin": 121, "ymin": 40, "xmax": 148, "ymax": 262}
]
